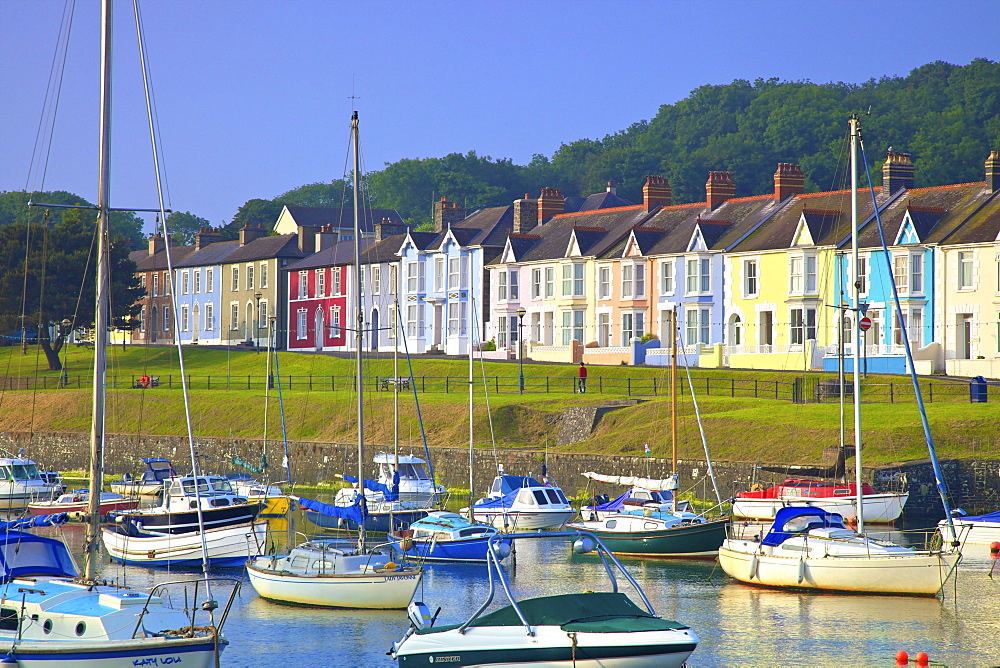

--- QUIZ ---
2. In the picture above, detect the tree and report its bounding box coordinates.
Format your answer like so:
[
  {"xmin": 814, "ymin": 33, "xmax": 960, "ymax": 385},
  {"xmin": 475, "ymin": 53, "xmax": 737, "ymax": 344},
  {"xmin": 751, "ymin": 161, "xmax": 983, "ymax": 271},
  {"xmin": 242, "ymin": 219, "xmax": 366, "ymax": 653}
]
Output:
[
  {"xmin": 164, "ymin": 211, "xmax": 211, "ymax": 245},
  {"xmin": 0, "ymin": 190, "xmax": 144, "ymax": 247},
  {"xmin": 220, "ymin": 198, "xmax": 285, "ymax": 239},
  {"xmin": 0, "ymin": 211, "xmax": 144, "ymax": 370}
]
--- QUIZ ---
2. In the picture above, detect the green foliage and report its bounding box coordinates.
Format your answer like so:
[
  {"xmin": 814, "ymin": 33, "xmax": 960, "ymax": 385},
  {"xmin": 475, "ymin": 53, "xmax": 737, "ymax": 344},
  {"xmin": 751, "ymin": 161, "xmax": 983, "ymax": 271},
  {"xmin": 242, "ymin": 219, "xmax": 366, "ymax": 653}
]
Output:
[
  {"xmin": 164, "ymin": 211, "xmax": 211, "ymax": 245},
  {"xmin": 0, "ymin": 191, "xmax": 144, "ymax": 246}
]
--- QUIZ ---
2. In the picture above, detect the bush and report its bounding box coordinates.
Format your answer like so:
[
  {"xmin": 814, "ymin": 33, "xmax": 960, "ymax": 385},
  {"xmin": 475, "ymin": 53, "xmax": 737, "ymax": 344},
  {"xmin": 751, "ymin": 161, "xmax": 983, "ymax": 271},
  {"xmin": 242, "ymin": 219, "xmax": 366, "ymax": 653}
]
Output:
[
  {"xmin": 639, "ymin": 333, "xmax": 657, "ymax": 344},
  {"xmin": 482, "ymin": 338, "xmax": 497, "ymax": 351}
]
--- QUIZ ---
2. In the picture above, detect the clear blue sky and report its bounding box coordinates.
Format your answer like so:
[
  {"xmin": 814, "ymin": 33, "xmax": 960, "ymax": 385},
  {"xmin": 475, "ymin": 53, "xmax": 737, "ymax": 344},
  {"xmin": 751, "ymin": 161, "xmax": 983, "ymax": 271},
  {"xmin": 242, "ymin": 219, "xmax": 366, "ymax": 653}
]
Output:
[{"xmin": 1, "ymin": 0, "xmax": 998, "ymax": 234}]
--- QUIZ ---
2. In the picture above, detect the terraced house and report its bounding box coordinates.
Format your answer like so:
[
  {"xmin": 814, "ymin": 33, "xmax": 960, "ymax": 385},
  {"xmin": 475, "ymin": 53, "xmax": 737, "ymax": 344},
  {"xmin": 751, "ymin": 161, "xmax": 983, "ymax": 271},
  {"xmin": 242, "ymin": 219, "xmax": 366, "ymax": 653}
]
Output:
[
  {"xmin": 129, "ymin": 234, "xmax": 194, "ymax": 345},
  {"xmin": 172, "ymin": 229, "xmax": 237, "ymax": 346}
]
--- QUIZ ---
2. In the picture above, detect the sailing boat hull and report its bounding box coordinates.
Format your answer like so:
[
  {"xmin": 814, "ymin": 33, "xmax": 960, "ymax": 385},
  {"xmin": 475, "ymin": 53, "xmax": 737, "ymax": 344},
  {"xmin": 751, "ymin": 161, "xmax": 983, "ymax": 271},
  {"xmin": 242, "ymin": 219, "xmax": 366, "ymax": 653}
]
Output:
[
  {"xmin": 566, "ymin": 518, "xmax": 729, "ymax": 559},
  {"xmin": 4, "ymin": 635, "xmax": 226, "ymax": 668},
  {"xmin": 718, "ymin": 542, "xmax": 961, "ymax": 596},
  {"xmin": 305, "ymin": 508, "xmax": 427, "ymax": 533},
  {"xmin": 102, "ymin": 521, "xmax": 266, "ymax": 568},
  {"xmin": 246, "ymin": 558, "xmax": 422, "ymax": 609},
  {"xmin": 732, "ymin": 493, "xmax": 908, "ymax": 523}
]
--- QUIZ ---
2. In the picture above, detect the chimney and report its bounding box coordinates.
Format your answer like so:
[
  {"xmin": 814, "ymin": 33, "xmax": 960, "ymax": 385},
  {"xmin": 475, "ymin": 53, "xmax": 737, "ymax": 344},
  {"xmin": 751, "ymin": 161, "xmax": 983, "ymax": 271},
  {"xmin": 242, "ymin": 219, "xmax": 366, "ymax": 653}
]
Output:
[
  {"xmin": 239, "ymin": 223, "xmax": 266, "ymax": 246},
  {"xmin": 537, "ymin": 187, "xmax": 565, "ymax": 225},
  {"xmin": 315, "ymin": 224, "xmax": 337, "ymax": 251},
  {"xmin": 513, "ymin": 194, "xmax": 538, "ymax": 234},
  {"xmin": 642, "ymin": 175, "xmax": 672, "ymax": 211},
  {"xmin": 375, "ymin": 217, "xmax": 408, "ymax": 241},
  {"xmin": 882, "ymin": 150, "xmax": 914, "ymax": 194},
  {"xmin": 148, "ymin": 232, "xmax": 166, "ymax": 255},
  {"xmin": 706, "ymin": 171, "xmax": 736, "ymax": 210},
  {"xmin": 606, "ymin": 181, "xmax": 616, "ymax": 195},
  {"xmin": 773, "ymin": 163, "xmax": 805, "ymax": 200},
  {"xmin": 433, "ymin": 196, "xmax": 465, "ymax": 232},
  {"xmin": 986, "ymin": 150, "xmax": 1000, "ymax": 193},
  {"xmin": 297, "ymin": 225, "xmax": 318, "ymax": 254},
  {"xmin": 195, "ymin": 227, "xmax": 223, "ymax": 250}
]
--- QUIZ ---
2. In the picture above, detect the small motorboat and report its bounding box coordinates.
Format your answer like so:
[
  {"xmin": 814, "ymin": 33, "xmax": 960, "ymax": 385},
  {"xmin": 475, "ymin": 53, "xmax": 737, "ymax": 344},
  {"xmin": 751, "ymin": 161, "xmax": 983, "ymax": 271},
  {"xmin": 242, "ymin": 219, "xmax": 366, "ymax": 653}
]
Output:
[
  {"xmin": 27, "ymin": 489, "xmax": 138, "ymax": 516},
  {"xmin": 372, "ymin": 453, "xmax": 446, "ymax": 506},
  {"xmin": 0, "ymin": 457, "xmax": 64, "ymax": 508},
  {"xmin": 462, "ymin": 469, "xmax": 575, "ymax": 531},
  {"xmin": 390, "ymin": 530, "xmax": 699, "ymax": 666},
  {"xmin": 390, "ymin": 511, "xmax": 511, "ymax": 563},
  {"xmin": 109, "ymin": 457, "xmax": 177, "ymax": 496},
  {"xmin": 226, "ymin": 474, "xmax": 291, "ymax": 517}
]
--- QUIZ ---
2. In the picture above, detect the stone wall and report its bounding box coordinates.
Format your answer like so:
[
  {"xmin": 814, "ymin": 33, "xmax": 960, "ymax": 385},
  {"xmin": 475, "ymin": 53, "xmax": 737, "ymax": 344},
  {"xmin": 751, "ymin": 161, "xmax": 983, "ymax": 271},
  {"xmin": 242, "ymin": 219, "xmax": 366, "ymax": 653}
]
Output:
[{"xmin": 4, "ymin": 430, "xmax": 997, "ymax": 519}]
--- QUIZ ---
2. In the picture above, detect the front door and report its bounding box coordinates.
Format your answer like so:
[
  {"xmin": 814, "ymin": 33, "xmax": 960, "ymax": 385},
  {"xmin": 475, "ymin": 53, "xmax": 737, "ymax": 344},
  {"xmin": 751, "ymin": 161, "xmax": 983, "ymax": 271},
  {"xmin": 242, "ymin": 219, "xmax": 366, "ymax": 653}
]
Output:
[
  {"xmin": 192, "ymin": 303, "xmax": 200, "ymax": 343},
  {"xmin": 433, "ymin": 305, "xmax": 443, "ymax": 346},
  {"xmin": 370, "ymin": 308, "xmax": 379, "ymax": 351},
  {"xmin": 958, "ymin": 314, "xmax": 973, "ymax": 359},
  {"xmin": 315, "ymin": 308, "xmax": 324, "ymax": 351},
  {"xmin": 151, "ymin": 307, "xmax": 158, "ymax": 343}
]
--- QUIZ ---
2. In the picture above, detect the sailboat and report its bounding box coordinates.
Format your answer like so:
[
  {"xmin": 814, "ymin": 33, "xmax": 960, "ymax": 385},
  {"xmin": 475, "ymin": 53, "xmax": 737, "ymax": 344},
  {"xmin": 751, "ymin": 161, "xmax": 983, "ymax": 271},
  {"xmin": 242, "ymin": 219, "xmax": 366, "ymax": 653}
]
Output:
[
  {"xmin": 568, "ymin": 323, "xmax": 728, "ymax": 558},
  {"xmin": 246, "ymin": 110, "xmax": 423, "ymax": 609},
  {"xmin": 0, "ymin": 1, "xmax": 235, "ymax": 662},
  {"xmin": 717, "ymin": 116, "xmax": 962, "ymax": 595}
]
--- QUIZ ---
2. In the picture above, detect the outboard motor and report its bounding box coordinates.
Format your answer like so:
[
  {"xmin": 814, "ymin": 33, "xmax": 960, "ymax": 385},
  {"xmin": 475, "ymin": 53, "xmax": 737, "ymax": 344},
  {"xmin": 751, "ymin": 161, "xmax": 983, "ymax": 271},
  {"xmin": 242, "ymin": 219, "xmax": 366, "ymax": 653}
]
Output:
[{"xmin": 407, "ymin": 601, "xmax": 433, "ymax": 630}]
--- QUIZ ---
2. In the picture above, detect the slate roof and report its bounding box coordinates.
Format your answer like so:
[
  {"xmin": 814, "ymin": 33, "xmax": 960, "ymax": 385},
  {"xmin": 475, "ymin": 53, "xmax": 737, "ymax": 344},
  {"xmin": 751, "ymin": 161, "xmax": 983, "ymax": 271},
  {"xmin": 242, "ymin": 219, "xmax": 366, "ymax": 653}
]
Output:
[
  {"xmin": 282, "ymin": 205, "xmax": 403, "ymax": 233},
  {"xmin": 132, "ymin": 244, "xmax": 196, "ymax": 271},
  {"xmin": 429, "ymin": 205, "xmax": 514, "ymax": 249},
  {"xmin": 578, "ymin": 191, "xmax": 634, "ymax": 212},
  {"xmin": 361, "ymin": 234, "xmax": 407, "ymax": 264},
  {"xmin": 498, "ymin": 206, "xmax": 654, "ymax": 264},
  {"xmin": 174, "ymin": 240, "xmax": 240, "ymax": 268},
  {"xmin": 284, "ymin": 238, "xmax": 375, "ymax": 271},
  {"xmin": 868, "ymin": 182, "xmax": 1000, "ymax": 246},
  {"xmin": 223, "ymin": 234, "xmax": 307, "ymax": 264}
]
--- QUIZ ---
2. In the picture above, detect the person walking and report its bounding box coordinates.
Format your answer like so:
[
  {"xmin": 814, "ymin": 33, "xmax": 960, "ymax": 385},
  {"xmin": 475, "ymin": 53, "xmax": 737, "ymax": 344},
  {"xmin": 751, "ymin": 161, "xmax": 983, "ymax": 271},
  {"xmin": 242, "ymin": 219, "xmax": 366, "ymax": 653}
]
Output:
[{"xmin": 577, "ymin": 362, "xmax": 587, "ymax": 394}]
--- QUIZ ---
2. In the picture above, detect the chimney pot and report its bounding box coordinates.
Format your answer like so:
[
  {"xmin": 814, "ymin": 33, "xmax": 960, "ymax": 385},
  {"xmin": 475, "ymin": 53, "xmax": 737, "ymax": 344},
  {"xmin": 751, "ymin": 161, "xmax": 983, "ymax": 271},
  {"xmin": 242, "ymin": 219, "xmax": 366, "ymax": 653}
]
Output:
[
  {"xmin": 537, "ymin": 187, "xmax": 565, "ymax": 225},
  {"xmin": 705, "ymin": 171, "xmax": 736, "ymax": 209},
  {"xmin": 882, "ymin": 150, "xmax": 914, "ymax": 194},
  {"xmin": 773, "ymin": 162, "xmax": 805, "ymax": 200},
  {"xmin": 986, "ymin": 150, "xmax": 999, "ymax": 193},
  {"xmin": 643, "ymin": 175, "xmax": 671, "ymax": 211},
  {"xmin": 433, "ymin": 196, "xmax": 465, "ymax": 232}
]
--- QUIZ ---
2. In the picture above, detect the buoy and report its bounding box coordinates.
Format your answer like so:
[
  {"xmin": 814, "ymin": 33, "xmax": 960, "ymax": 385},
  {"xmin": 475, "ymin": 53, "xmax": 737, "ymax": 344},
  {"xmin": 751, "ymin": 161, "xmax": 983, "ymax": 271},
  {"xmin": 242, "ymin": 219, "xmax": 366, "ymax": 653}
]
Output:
[
  {"xmin": 895, "ymin": 650, "xmax": 909, "ymax": 666},
  {"xmin": 914, "ymin": 651, "xmax": 929, "ymax": 666},
  {"xmin": 990, "ymin": 541, "xmax": 1000, "ymax": 559}
]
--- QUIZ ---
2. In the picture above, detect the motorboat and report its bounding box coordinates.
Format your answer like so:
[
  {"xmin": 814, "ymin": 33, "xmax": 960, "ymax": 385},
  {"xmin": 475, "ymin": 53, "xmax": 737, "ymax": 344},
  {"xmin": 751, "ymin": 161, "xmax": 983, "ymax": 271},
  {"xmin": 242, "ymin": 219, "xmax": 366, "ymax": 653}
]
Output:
[
  {"xmin": 106, "ymin": 474, "xmax": 263, "ymax": 534},
  {"xmin": 462, "ymin": 471, "xmax": 575, "ymax": 531},
  {"xmin": 109, "ymin": 457, "xmax": 176, "ymax": 496},
  {"xmin": 103, "ymin": 519, "xmax": 268, "ymax": 568},
  {"xmin": 390, "ymin": 511, "xmax": 511, "ymax": 563},
  {"xmin": 732, "ymin": 477, "xmax": 908, "ymax": 523},
  {"xmin": 373, "ymin": 453, "xmax": 446, "ymax": 505},
  {"xmin": 227, "ymin": 473, "xmax": 291, "ymax": 517},
  {"xmin": 390, "ymin": 530, "xmax": 699, "ymax": 666},
  {"xmin": 27, "ymin": 489, "xmax": 138, "ymax": 516},
  {"xmin": 247, "ymin": 535, "xmax": 423, "ymax": 609},
  {"xmin": 719, "ymin": 506, "xmax": 960, "ymax": 595},
  {"xmin": 0, "ymin": 457, "xmax": 64, "ymax": 508}
]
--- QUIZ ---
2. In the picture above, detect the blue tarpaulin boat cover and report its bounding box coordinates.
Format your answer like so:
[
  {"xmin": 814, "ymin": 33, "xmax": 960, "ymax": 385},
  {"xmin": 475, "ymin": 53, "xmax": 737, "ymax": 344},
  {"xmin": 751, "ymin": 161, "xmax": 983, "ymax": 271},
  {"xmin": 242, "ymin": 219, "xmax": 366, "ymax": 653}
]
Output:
[
  {"xmin": 593, "ymin": 488, "xmax": 675, "ymax": 512},
  {"xmin": 761, "ymin": 507, "xmax": 846, "ymax": 547},
  {"xmin": 298, "ymin": 496, "xmax": 365, "ymax": 524},
  {"xmin": 474, "ymin": 489, "xmax": 519, "ymax": 510},
  {"xmin": 962, "ymin": 509, "xmax": 1000, "ymax": 522},
  {"xmin": 0, "ymin": 514, "xmax": 69, "ymax": 531},
  {"xmin": 0, "ymin": 530, "xmax": 78, "ymax": 582},
  {"xmin": 342, "ymin": 473, "xmax": 399, "ymax": 502},
  {"xmin": 494, "ymin": 475, "xmax": 543, "ymax": 496}
]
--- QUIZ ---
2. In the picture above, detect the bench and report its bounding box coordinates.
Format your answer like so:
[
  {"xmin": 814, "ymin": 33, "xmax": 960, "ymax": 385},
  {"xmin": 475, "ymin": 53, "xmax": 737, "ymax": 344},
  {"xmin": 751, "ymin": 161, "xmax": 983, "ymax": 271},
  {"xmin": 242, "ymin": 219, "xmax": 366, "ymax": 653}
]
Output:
[
  {"xmin": 379, "ymin": 377, "xmax": 411, "ymax": 391},
  {"xmin": 134, "ymin": 376, "xmax": 161, "ymax": 389}
]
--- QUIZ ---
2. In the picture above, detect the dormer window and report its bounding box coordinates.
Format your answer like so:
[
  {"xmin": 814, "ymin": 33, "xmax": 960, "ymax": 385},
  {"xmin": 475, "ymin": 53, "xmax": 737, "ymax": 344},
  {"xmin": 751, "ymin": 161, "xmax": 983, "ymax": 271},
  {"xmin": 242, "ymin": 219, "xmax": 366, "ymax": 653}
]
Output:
[
  {"xmin": 789, "ymin": 253, "xmax": 817, "ymax": 296},
  {"xmin": 685, "ymin": 257, "xmax": 710, "ymax": 295}
]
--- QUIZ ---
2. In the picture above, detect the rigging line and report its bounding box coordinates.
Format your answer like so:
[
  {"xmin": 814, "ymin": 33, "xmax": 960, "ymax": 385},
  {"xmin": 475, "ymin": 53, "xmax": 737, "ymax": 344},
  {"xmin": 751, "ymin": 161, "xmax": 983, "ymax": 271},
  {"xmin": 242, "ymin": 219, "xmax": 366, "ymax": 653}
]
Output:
[
  {"xmin": 25, "ymin": 0, "xmax": 76, "ymax": 194},
  {"xmin": 469, "ymin": 296, "xmax": 501, "ymax": 472},
  {"xmin": 132, "ymin": 0, "xmax": 172, "ymax": 207},
  {"xmin": 28, "ymin": 221, "xmax": 52, "ymax": 435},
  {"xmin": 676, "ymin": 329, "xmax": 722, "ymax": 506}
]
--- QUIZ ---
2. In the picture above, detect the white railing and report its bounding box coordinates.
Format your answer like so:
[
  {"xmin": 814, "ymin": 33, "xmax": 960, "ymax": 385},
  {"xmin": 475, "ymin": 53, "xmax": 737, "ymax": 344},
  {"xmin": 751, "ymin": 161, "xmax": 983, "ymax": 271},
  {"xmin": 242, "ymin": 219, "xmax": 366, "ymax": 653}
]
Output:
[
  {"xmin": 585, "ymin": 346, "xmax": 630, "ymax": 355},
  {"xmin": 530, "ymin": 345, "xmax": 571, "ymax": 354},
  {"xmin": 647, "ymin": 344, "xmax": 703, "ymax": 357},
  {"xmin": 823, "ymin": 343, "xmax": 910, "ymax": 357}
]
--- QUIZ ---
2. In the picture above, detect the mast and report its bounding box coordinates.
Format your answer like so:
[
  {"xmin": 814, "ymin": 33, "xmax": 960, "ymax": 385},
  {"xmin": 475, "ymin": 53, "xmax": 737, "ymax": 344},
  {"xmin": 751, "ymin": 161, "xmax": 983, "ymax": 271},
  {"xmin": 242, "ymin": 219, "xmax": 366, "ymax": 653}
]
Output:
[
  {"xmin": 670, "ymin": 309, "xmax": 678, "ymax": 477},
  {"xmin": 84, "ymin": 0, "xmax": 113, "ymax": 581},
  {"xmin": 468, "ymin": 274, "xmax": 475, "ymax": 522},
  {"xmin": 850, "ymin": 115, "xmax": 864, "ymax": 534},
  {"xmin": 352, "ymin": 111, "xmax": 365, "ymax": 550}
]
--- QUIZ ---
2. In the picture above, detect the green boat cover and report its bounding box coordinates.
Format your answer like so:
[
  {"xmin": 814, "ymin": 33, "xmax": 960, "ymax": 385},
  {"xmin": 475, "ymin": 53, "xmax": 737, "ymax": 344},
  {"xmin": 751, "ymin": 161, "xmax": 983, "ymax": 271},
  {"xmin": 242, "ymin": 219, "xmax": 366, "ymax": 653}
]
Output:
[{"xmin": 417, "ymin": 592, "xmax": 688, "ymax": 635}]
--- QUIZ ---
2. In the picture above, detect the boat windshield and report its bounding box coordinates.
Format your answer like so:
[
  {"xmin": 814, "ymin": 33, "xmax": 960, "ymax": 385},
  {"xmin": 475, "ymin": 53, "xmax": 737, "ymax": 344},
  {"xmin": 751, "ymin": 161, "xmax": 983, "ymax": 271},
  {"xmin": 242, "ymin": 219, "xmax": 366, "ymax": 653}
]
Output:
[
  {"xmin": 181, "ymin": 478, "xmax": 233, "ymax": 495},
  {"xmin": 1, "ymin": 464, "xmax": 40, "ymax": 481}
]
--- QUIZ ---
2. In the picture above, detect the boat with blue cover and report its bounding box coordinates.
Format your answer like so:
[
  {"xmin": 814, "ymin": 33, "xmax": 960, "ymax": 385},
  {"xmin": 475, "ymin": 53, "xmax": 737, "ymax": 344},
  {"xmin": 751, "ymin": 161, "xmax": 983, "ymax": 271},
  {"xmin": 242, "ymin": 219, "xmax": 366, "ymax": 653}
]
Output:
[
  {"xmin": 390, "ymin": 511, "xmax": 512, "ymax": 563},
  {"xmin": 390, "ymin": 530, "xmax": 699, "ymax": 667},
  {"xmin": 109, "ymin": 457, "xmax": 176, "ymax": 496},
  {"xmin": 462, "ymin": 470, "xmax": 575, "ymax": 531}
]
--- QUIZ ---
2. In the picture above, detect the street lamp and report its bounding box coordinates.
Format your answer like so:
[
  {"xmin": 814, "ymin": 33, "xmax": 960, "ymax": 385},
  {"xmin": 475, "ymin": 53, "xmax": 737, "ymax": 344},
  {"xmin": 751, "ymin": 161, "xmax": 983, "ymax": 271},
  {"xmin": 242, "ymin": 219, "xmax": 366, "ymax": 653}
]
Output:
[
  {"xmin": 60, "ymin": 318, "xmax": 72, "ymax": 387},
  {"xmin": 254, "ymin": 292, "xmax": 262, "ymax": 353},
  {"xmin": 516, "ymin": 307, "xmax": 526, "ymax": 394}
]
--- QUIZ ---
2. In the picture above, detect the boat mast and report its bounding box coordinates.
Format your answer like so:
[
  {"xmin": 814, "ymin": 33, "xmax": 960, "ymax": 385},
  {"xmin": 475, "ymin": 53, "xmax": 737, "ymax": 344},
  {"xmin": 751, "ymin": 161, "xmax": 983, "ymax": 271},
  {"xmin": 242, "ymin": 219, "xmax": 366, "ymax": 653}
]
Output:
[
  {"xmin": 352, "ymin": 111, "xmax": 365, "ymax": 551},
  {"xmin": 850, "ymin": 115, "xmax": 864, "ymax": 535},
  {"xmin": 671, "ymin": 309, "xmax": 678, "ymax": 477},
  {"xmin": 468, "ymin": 274, "xmax": 475, "ymax": 522},
  {"xmin": 84, "ymin": 0, "xmax": 113, "ymax": 581}
]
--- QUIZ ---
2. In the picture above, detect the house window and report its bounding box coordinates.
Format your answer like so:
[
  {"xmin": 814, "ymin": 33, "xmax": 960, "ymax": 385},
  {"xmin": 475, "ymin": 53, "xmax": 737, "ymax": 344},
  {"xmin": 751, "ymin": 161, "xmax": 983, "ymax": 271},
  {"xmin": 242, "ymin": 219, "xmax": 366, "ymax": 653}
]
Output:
[
  {"xmin": 460, "ymin": 301, "xmax": 467, "ymax": 335},
  {"xmin": 372, "ymin": 266, "xmax": 380, "ymax": 295},
  {"xmin": 532, "ymin": 268, "xmax": 542, "ymax": 299},
  {"xmin": 298, "ymin": 271, "xmax": 308, "ymax": 299},
  {"xmin": 205, "ymin": 303, "xmax": 214, "ymax": 331},
  {"xmin": 181, "ymin": 306, "xmax": 189, "ymax": 332},
  {"xmin": 498, "ymin": 315, "xmax": 508, "ymax": 348},
  {"xmin": 599, "ymin": 266, "xmax": 611, "ymax": 299},
  {"xmin": 893, "ymin": 311, "xmax": 906, "ymax": 346},
  {"xmin": 448, "ymin": 258, "xmax": 459, "ymax": 290},
  {"xmin": 181, "ymin": 271, "xmax": 189, "ymax": 295},
  {"xmin": 744, "ymin": 259, "xmax": 758, "ymax": 298},
  {"xmin": 910, "ymin": 254, "xmax": 923, "ymax": 295},
  {"xmin": 684, "ymin": 308, "xmax": 710, "ymax": 346},
  {"xmin": 140, "ymin": 274, "xmax": 147, "ymax": 291},
  {"xmin": 805, "ymin": 256, "xmax": 817, "ymax": 293},
  {"xmin": 247, "ymin": 264, "xmax": 255, "ymax": 290},
  {"xmin": 389, "ymin": 265, "xmax": 398, "ymax": 296},
  {"xmin": 230, "ymin": 303, "xmax": 239, "ymax": 330},
  {"xmin": 574, "ymin": 264, "xmax": 585, "ymax": 296},
  {"xmin": 317, "ymin": 269, "xmax": 326, "ymax": 297},
  {"xmin": 460, "ymin": 256, "xmax": 468, "ymax": 287},
  {"xmin": 152, "ymin": 274, "xmax": 158, "ymax": 297},
  {"xmin": 448, "ymin": 302, "xmax": 459, "ymax": 335},
  {"xmin": 406, "ymin": 263, "xmax": 418, "ymax": 293},
  {"xmin": 139, "ymin": 306, "xmax": 146, "ymax": 333},
  {"xmin": 562, "ymin": 265, "xmax": 572, "ymax": 296},
  {"xmin": 260, "ymin": 262, "xmax": 268, "ymax": 288},
  {"xmin": 857, "ymin": 255, "xmax": 867, "ymax": 295},
  {"xmin": 544, "ymin": 267, "xmax": 554, "ymax": 298},
  {"xmin": 498, "ymin": 271, "xmax": 508, "ymax": 300},
  {"xmin": 910, "ymin": 308, "xmax": 923, "ymax": 348},
  {"xmin": 406, "ymin": 304, "xmax": 418, "ymax": 337},
  {"xmin": 561, "ymin": 310, "xmax": 584, "ymax": 345},
  {"xmin": 598, "ymin": 313, "xmax": 610, "ymax": 346},
  {"xmin": 893, "ymin": 255, "xmax": 909, "ymax": 294},
  {"xmin": 635, "ymin": 264, "xmax": 645, "ymax": 297},
  {"xmin": 661, "ymin": 261, "xmax": 674, "ymax": 294},
  {"xmin": 194, "ymin": 269, "xmax": 201, "ymax": 294},
  {"xmin": 509, "ymin": 271, "xmax": 519, "ymax": 300},
  {"xmin": 163, "ymin": 306, "xmax": 171, "ymax": 332},
  {"xmin": 258, "ymin": 300, "xmax": 268, "ymax": 328},
  {"xmin": 790, "ymin": 308, "xmax": 816, "ymax": 345},
  {"xmin": 297, "ymin": 310, "xmax": 308, "ymax": 339},
  {"xmin": 789, "ymin": 257, "xmax": 803, "ymax": 294},
  {"xmin": 206, "ymin": 268, "xmax": 214, "ymax": 293},
  {"xmin": 435, "ymin": 257, "xmax": 445, "ymax": 292},
  {"xmin": 333, "ymin": 267, "xmax": 342, "ymax": 296},
  {"xmin": 331, "ymin": 307, "xmax": 341, "ymax": 338},
  {"xmin": 231, "ymin": 266, "xmax": 239, "ymax": 291},
  {"xmin": 622, "ymin": 265, "xmax": 633, "ymax": 298},
  {"xmin": 686, "ymin": 258, "xmax": 709, "ymax": 294},
  {"xmin": 958, "ymin": 251, "xmax": 973, "ymax": 289}
]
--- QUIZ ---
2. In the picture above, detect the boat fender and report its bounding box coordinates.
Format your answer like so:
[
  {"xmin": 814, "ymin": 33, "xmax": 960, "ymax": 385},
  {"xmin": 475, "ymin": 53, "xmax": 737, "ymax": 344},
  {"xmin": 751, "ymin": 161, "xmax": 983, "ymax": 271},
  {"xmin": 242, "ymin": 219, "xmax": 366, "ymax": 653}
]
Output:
[
  {"xmin": 399, "ymin": 538, "xmax": 414, "ymax": 552},
  {"xmin": 797, "ymin": 558, "xmax": 806, "ymax": 584},
  {"xmin": 383, "ymin": 561, "xmax": 397, "ymax": 571},
  {"xmin": 749, "ymin": 553, "xmax": 759, "ymax": 580}
]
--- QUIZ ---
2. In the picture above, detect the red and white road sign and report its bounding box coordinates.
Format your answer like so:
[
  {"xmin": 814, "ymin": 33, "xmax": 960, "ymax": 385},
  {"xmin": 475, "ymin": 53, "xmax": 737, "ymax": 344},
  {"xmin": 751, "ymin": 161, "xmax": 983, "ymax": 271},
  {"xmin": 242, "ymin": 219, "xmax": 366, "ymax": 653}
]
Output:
[{"xmin": 859, "ymin": 316, "xmax": 873, "ymax": 331}]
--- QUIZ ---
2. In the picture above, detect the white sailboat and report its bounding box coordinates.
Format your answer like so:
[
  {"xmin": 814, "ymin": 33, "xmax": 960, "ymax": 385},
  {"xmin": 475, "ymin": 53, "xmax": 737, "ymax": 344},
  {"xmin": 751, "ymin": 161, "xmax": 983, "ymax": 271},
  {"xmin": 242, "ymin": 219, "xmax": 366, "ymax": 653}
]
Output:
[
  {"xmin": 718, "ymin": 115, "xmax": 962, "ymax": 596},
  {"xmin": 247, "ymin": 110, "xmax": 422, "ymax": 608},
  {"xmin": 2, "ymin": 2, "xmax": 236, "ymax": 663}
]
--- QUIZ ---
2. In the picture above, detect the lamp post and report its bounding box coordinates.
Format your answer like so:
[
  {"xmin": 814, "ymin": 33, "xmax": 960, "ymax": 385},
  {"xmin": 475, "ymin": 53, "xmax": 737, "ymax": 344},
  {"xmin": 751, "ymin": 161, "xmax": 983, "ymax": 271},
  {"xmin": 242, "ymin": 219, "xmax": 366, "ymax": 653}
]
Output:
[
  {"xmin": 516, "ymin": 307, "xmax": 526, "ymax": 394},
  {"xmin": 60, "ymin": 318, "xmax": 72, "ymax": 387},
  {"xmin": 254, "ymin": 292, "xmax": 262, "ymax": 353}
]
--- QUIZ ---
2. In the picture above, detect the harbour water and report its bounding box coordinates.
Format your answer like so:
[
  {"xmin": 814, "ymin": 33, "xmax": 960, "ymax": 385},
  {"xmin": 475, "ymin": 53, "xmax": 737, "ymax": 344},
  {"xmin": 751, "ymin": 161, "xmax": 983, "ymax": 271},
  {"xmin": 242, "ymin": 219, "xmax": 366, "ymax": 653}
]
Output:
[{"xmin": 42, "ymin": 515, "xmax": 1000, "ymax": 667}]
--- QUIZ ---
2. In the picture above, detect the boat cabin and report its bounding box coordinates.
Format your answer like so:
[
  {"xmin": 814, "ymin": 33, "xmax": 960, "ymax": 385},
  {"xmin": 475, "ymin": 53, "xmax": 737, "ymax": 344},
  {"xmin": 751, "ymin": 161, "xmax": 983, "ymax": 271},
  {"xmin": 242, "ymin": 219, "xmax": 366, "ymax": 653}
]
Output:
[
  {"xmin": 161, "ymin": 476, "xmax": 247, "ymax": 512},
  {"xmin": 285, "ymin": 540, "xmax": 392, "ymax": 576}
]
